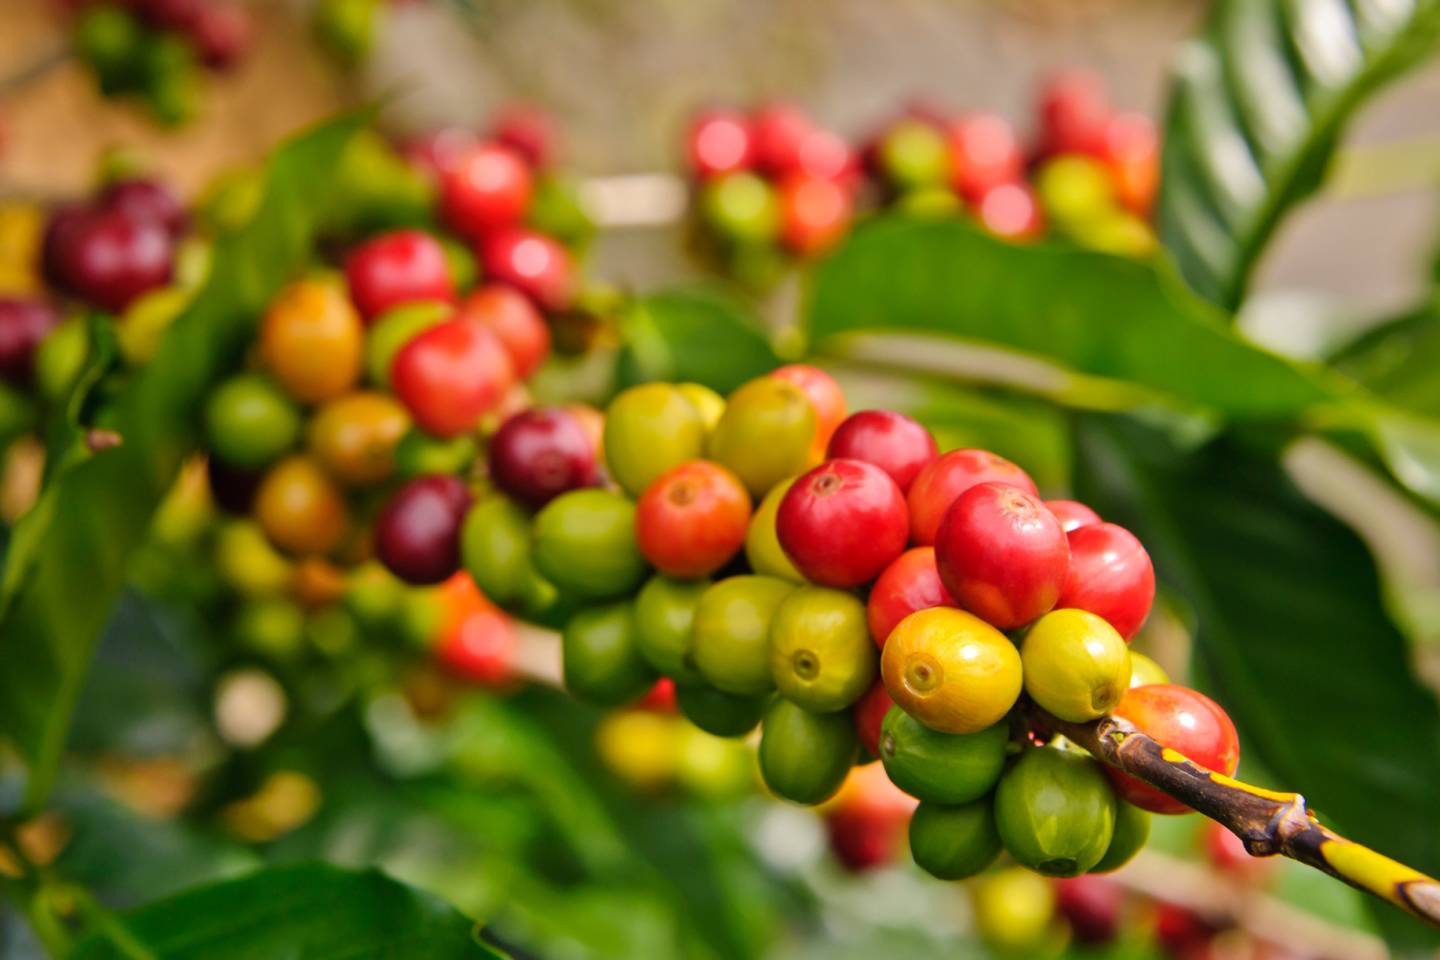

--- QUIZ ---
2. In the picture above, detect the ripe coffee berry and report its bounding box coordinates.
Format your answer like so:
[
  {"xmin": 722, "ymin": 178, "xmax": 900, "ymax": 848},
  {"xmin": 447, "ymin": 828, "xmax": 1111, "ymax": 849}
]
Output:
[
  {"xmin": 457, "ymin": 285, "xmax": 550, "ymax": 379},
  {"xmin": 259, "ymin": 279, "xmax": 363, "ymax": 404},
  {"xmin": 946, "ymin": 113, "xmax": 1024, "ymax": 204},
  {"xmin": 440, "ymin": 143, "xmax": 532, "ymax": 239},
  {"xmin": 253, "ymin": 455, "xmax": 349, "ymax": 556},
  {"xmin": 49, "ymin": 208, "xmax": 174, "ymax": 312},
  {"xmin": 375, "ymin": 474, "xmax": 472, "ymax": 585},
  {"xmin": 479, "ymin": 228, "xmax": 573, "ymax": 312},
  {"xmin": 777, "ymin": 176, "xmax": 851, "ymax": 256},
  {"xmin": 866, "ymin": 546, "xmax": 954, "ymax": 647},
  {"xmin": 0, "ymin": 299, "xmax": 60, "ymax": 383},
  {"xmin": 777, "ymin": 458, "xmax": 908, "ymax": 588},
  {"xmin": 99, "ymin": 178, "xmax": 187, "ymax": 237},
  {"xmin": 881, "ymin": 607, "xmax": 1021, "ymax": 734},
  {"xmin": 635, "ymin": 460, "xmax": 751, "ymax": 579},
  {"xmin": 1046, "ymin": 498, "xmax": 1100, "ymax": 532},
  {"xmin": 935, "ymin": 482, "xmax": 1069, "ymax": 629},
  {"xmin": 1107, "ymin": 684, "xmax": 1239, "ymax": 814},
  {"xmin": 826, "ymin": 410, "xmax": 937, "ymax": 493},
  {"xmin": 770, "ymin": 363, "xmax": 845, "ymax": 459},
  {"xmin": 489, "ymin": 407, "xmax": 599, "ymax": 509},
  {"xmin": 390, "ymin": 318, "xmax": 514, "ymax": 438},
  {"xmin": 439, "ymin": 607, "xmax": 518, "ymax": 687},
  {"xmin": 345, "ymin": 229, "xmax": 455, "ymax": 322},
  {"xmin": 751, "ymin": 103, "xmax": 815, "ymax": 177},
  {"xmin": 687, "ymin": 109, "xmax": 754, "ymax": 178},
  {"xmin": 1057, "ymin": 521, "xmax": 1155, "ymax": 639},
  {"xmin": 907, "ymin": 448, "xmax": 1037, "ymax": 545},
  {"xmin": 853, "ymin": 679, "xmax": 893, "ymax": 757}
]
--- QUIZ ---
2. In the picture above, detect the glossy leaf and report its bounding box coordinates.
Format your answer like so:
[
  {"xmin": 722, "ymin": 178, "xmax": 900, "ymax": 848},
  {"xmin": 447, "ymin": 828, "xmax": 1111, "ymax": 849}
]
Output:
[
  {"xmin": 618, "ymin": 287, "xmax": 780, "ymax": 394},
  {"xmin": 0, "ymin": 114, "xmax": 365, "ymax": 814},
  {"xmin": 805, "ymin": 216, "xmax": 1440, "ymax": 507},
  {"xmin": 1158, "ymin": 0, "xmax": 1440, "ymax": 308},
  {"xmin": 1073, "ymin": 414, "xmax": 1440, "ymax": 940},
  {"xmin": 1329, "ymin": 309, "xmax": 1440, "ymax": 417},
  {"xmin": 71, "ymin": 863, "xmax": 502, "ymax": 959}
]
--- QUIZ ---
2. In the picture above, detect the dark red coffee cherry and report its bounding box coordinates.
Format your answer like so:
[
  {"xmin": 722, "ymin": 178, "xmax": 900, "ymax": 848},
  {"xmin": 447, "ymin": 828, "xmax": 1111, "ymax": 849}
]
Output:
[
  {"xmin": 0, "ymin": 298, "xmax": 61, "ymax": 384},
  {"xmin": 344, "ymin": 229, "xmax": 455, "ymax": 322},
  {"xmin": 488, "ymin": 407, "xmax": 599, "ymax": 509},
  {"xmin": 375, "ymin": 474, "xmax": 473, "ymax": 585},
  {"xmin": 99, "ymin": 178, "xmax": 187, "ymax": 237},
  {"xmin": 48, "ymin": 207, "xmax": 174, "ymax": 312}
]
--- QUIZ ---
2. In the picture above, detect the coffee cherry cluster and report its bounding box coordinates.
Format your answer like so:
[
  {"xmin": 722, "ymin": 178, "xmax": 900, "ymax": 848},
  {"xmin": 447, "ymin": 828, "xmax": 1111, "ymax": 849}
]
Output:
[
  {"xmin": 462, "ymin": 368, "xmax": 1243, "ymax": 888},
  {"xmin": 67, "ymin": 0, "xmax": 253, "ymax": 125},
  {"xmin": 867, "ymin": 71, "xmax": 1158, "ymax": 253},
  {"xmin": 684, "ymin": 105, "xmax": 860, "ymax": 288}
]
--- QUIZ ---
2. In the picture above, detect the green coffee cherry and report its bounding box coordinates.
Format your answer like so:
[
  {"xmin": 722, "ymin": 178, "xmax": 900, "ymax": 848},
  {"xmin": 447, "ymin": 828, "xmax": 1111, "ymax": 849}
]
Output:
[
  {"xmin": 768, "ymin": 586, "xmax": 875, "ymax": 712},
  {"xmin": 214, "ymin": 520, "xmax": 293, "ymax": 598},
  {"xmin": 879, "ymin": 120, "xmax": 951, "ymax": 191},
  {"xmin": 603, "ymin": 383, "xmax": 707, "ymax": 497},
  {"xmin": 366, "ymin": 301, "xmax": 451, "ymax": 387},
  {"xmin": 205, "ymin": 374, "xmax": 302, "ymax": 470},
  {"xmin": 461, "ymin": 496, "xmax": 557, "ymax": 617},
  {"xmin": 700, "ymin": 172, "xmax": 780, "ymax": 245},
  {"xmin": 533, "ymin": 489, "xmax": 649, "ymax": 600},
  {"xmin": 674, "ymin": 682, "xmax": 768, "ymax": 738},
  {"xmin": 690, "ymin": 575, "xmax": 794, "ymax": 696},
  {"xmin": 908, "ymin": 800, "xmax": 1002, "ymax": 881},
  {"xmin": 633, "ymin": 575, "xmax": 708, "ymax": 683},
  {"xmin": 393, "ymin": 429, "xmax": 477, "ymax": 478},
  {"xmin": 994, "ymin": 746, "xmax": 1117, "ymax": 877},
  {"xmin": 233, "ymin": 598, "xmax": 305, "ymax": 660},
  {"xmin": 879, "ymin": 708, "xmax": 1008, "ymax": 805},
  {"xmin": 35, "ymin": 317, "xmax": 89, "ymax": 403},
  {"xmin": 758, "ymin": 698, "xmax": 857, "ymax": 804},
  {"xmin": 562, "ymin": 602, "xmax": 656, "ymax": 707},
  {"xmin": 744, "ymin": 477, "xmax": 804, "ymax": 582},
  {"xmin": 1091, "ymin": 800, "xmax": 1150, "ymax": 873}
]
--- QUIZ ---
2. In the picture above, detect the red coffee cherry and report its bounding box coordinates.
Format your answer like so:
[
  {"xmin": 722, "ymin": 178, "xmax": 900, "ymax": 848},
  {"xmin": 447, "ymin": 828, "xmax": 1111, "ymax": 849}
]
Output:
[
  {"xmin": 479, "ymin": 227, "xmax": 573, "ymax": 312},
  {"xmin": 399, "ymin": 128, "xmax": 480, "ymax": 182},
  {"xmin": 345, "ymin": 229, "xmax": 455, "ymax": 322},
  {"xmin": 634, "ymin": 677, "xmax": 678, "ymax": 713},
  {"xmin": 191, "ymin": 4, "xmax": 253, "ymax": 70},
  {"xmin": 0, "ymin": 298, "xmax": 60, "ymax": 384},
  {"xmin": 99, "ymin": 178, "xmax": 186, "ymax": 237},
  {"xmin": 375, "ymin": 474, "xmax": 472, "ymax": 585},
  {"xmin": 47, "ymin": 207, "xmax": 173, "ymax": 312},
  {"xmin": 794, "ymin": 127, "xmax": 858, "ymax": 187},
  {"xmin": 488, "ymin": 407, "xmax": 599, "ymax": 509},
  {"xmin": 439, "ymin": 607, "xmax": 518, "ymax": 687},
  {"xmin": 946, "ymin": 113, "xmax": 1024, "ymax": 204},
  {"xmin": 777, "ymin": 458, "xmax": 908, "ymax": 588},
  {"xmin": 777, "ymin": 175, "xmax": 852, "ymax": 256},
  {"xmin": 1046, "ymin": 499, "xmax": 1100, "ymax": 532},
  {"xmin": 934, "ymin": 482, "xmax": 1069, "ymax": 629},
  {"xmin": 1057, "ymin": 521, "xmax": 1155, "ymax": 639},
  {"xmin": 687, "ymin": 109, "xmax": 754, "ymax": 179},
  {"xmin": 1036, "ymin": 69, "xmax": 1111, "ymax": 159},
  {"xmin": 1055, "ymin": 876, "xmax": 1124, "ymax": 945},
  {"xmin": 1102, "ymin": 112, "xmax": 1159, "ymax": 216},
  {"xmin": 906, "ymin": 448, "xmax": 1037, "ymax": 546},
  {"xmin": 853, "ymin": 679, "xmax": 894, "ymax": 758},
  {"xmin": 457, "ymin": 285, "xmax": 550, "ymax": 379},
  {"xmin": 635, "ymin": 460, "xmax": 752, "ymax": 579},
  {"xmin": 770, "ymin": 363, "xmax": 845, "ymax": 459},
  {"xmin": 440, "ymin": 142, "xmax": 533, "ymax": 239},
  {"xmin": 825, "ymin": 763, "xmax": 917, "ymax": 872},
  {"xmin": 866, "ymin": 546, "xmax": 954, "ymax": 647},
  {"xmin": 1107, "ymin": 684, "xmax": 1239, "ymax": 815},
  {"xmin": 826, "ymin": 410, "xmax": 938, "ymax": 493},
  {"xmin": 490, "ymin": 103, "xmax": 556, "ymax": 169},
  {"xmin": 390, "ymin": 318, "xmax": 514, "ymax": 438},
  {"xmin": 976, "ymin": 182, "xmax": 1044, "ymax": 242},
  {"xmin": 751, "ymin": 103, "xmax": 815, "ymax": 177}
]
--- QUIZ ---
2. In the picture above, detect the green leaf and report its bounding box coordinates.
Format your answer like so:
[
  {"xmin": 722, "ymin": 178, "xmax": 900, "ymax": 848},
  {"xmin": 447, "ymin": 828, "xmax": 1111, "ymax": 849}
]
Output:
[
  {"xmin": 1329, "ymin": 309, "xmax": 1440, "ymax": 416},
  {"xmin": 0, "ymin": 113, "xmax": 365, "ymax": 814},
  {"xmin": 71, "ymin": 863, "xmax": 503, "ymax": 959},
  {"xmin": 1073, "ymin": 415, "xmax": 1440, "ymax": 941},
  {"xmin": 806, "ymin": 217, "xmax": 1339, "ymax": 419},
  {"xmin": 1158, "ymin": 0, "xmax": 1440, "ymax": 308},
  {"xmin": 804, "ymin": 216, "xmax": 1440, "ymax": 507},
  {"xmin": 619, "ymin": 288, "xmax": 780, "ymax": 394}
]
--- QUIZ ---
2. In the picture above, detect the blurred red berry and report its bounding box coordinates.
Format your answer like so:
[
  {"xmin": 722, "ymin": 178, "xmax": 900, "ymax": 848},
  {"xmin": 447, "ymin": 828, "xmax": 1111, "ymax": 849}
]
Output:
[{"xmin": 441, "ymin": 143, "xmax": 533, "ymax": 239}]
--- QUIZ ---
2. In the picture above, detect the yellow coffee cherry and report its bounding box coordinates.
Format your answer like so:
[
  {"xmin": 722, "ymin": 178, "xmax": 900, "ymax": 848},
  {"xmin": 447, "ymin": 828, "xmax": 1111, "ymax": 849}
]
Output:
[
  {"xmin": 594, "ymin": 709, "xmax": 681, "ymax": 792},
  {"xmin": 880, "ymin": 607, "xmax": 1022, "ymax": 734},
  {"xmin": 1021, "ymin": 608, "xmax": 1131, "ymax": 722},
  {"xmin": 1127, "ymin": 650, "xmax": 1169, "ymax": 688}
]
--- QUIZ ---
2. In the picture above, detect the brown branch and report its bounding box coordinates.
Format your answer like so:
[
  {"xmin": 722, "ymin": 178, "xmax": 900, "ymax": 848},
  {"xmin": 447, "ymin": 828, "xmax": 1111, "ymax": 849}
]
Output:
[{"xmin": 1043, "ymin": 710, "xmax": 1440, "ymax": 928}]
